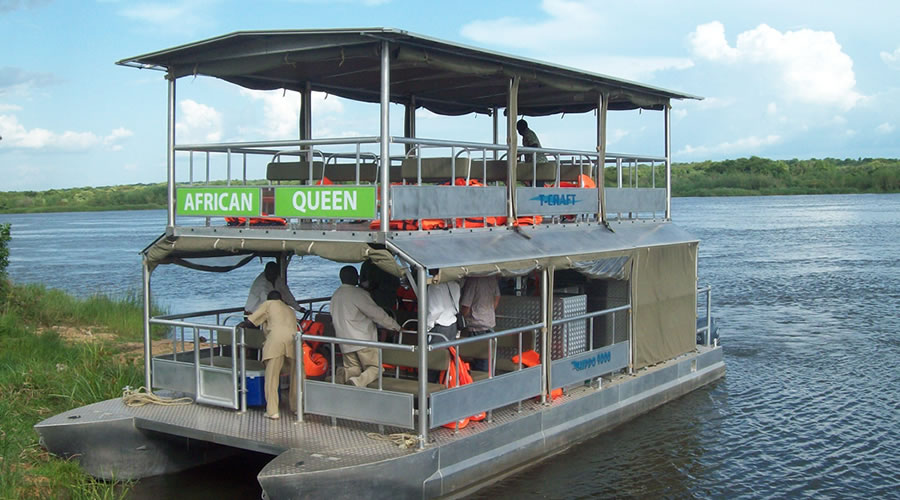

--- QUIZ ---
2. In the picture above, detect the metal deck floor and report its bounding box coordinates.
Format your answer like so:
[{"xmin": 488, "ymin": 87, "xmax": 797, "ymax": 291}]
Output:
[{"xmin": 40, "ymin": 348, "xmax": 712, "ymax": 475}]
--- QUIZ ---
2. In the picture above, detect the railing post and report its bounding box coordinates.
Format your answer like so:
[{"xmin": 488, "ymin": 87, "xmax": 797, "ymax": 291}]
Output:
[
  {"xmin": 166, "ymin": 74, "xmax": 176, "ymax": 229},
  {"xmin": 416, "ymin": 265, "xmax": 428, "ymax": 448}
]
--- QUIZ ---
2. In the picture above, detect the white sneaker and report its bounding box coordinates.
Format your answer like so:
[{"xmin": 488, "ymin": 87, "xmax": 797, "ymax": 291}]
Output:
[{"xmin": 265, "ymin": 413, "xmax": 280, "ymax": 420}]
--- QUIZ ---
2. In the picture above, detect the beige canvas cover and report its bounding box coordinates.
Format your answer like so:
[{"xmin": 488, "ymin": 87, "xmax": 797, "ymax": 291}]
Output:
[{"xmin": 630, "ymin": 242, "xmax": 698, "ymax": 369}]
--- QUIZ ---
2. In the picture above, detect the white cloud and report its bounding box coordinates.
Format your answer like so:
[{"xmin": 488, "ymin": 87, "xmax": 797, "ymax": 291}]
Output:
[
  {"xmin": 461, "ymin": 0, "xmax": 603, "ymax": 51},
  {"xmin": 237, "ymin": 89, "xmax": 345, "ymax": 140},
  {"xmin": 460, "ymin": 0, "xmax": 690, "ymax": 82},
  {"xmin": 0, "ymin": 103, "xmax": 23, "ymax": 112},
  {"xmin": 0, "ymin": 0, "xmax": 49, "ymax": 13},
  {"xmin": 607, "ymin": 129, "xmax": 628, "ymax": 146},
  {"xmin": 881, "ymin": 47, "xmax": 900, "ymax": 69},
  {"xmin": 673, "ymin": 109, "xmax": 687, "ymax": 120},
  {"xmin": 688, "ymin": 21, "xmax": 738, "ymax": 62},
  {"xmin": 0, "ymin": 66, "xmax": 61, "ymax": 97},
  {"xmin": 767, "ymin": 102, "xmax": 777, "ymax": 115},
  {"xmin": 118, "ymin": 0, "xmax": 217, "ymax": 33},
  {"xmin": 0, "ymin": 113, "xmax": 135, "ymax": 151},
  {"xmin": 553, "ymin": 54, "xmax": 694, "ymax": 82},
  {"xmin": 689, "ymin": 22, "xmax": 862, "ymax": 110},
  {"xmin": 678, "ymin": 134, "xmax": 781, "ymax": 156},
  {"xmin": 176, "ymin": 99, "xmax": 222, "ymax": 143},
  {"xmin": 875, "ymin": 122, "xmax": 895, "ymax": 134},
  {"xmin": 693, "ymin": 97, "xmax": 734, "ymax": 110}
]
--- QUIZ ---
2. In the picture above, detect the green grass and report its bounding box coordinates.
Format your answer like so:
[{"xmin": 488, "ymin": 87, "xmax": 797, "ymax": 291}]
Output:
[
  {"xmin": 2, "ymin": 284, "xmax": 166, "ymax": 342},
  {"xmin": 0, "ymin": 281, "xmax": 157, "ymax": 499}
]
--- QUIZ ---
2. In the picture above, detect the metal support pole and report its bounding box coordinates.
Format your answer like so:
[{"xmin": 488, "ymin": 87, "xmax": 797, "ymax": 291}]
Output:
[
  {"xmin": 416, "ymin": 266, "xmax": 428, "ymax": 449},
  {"xmin": 166, "ymin": 75, "xmax": 176, "ymax": 228},
  {"xmin": 627, "ymin": 307, "xmax": 634, "ymax": 375},
  {"xmin": 665, "ymin": 104, "xmax": 672, "ymax": 220},
  {"xmin": 142, "ymin": 259, "xmax": 152, "ymax": 392},
  {"xmin": 506, "ymin": 77, "xmax": 520, "ymax": 225},
  {"xmin": 404, "ymin": 96, "xmax": 416, "ymax": 154},
  {"xmin": 295, "ymin": 332, "xmax": 304, "ymax": 422},
  {"xmin": 596, "ymin": 93, "xmax": 608, "ymax": 223},
  {"xmin": 706, "ymin": 288, "xmax": 713, "ymax": 346},
  {"xmin": 300, "ymin": 82, "xmax": 312, "ymax": 143},
  {"xmin": 239, "ymin": 328, "xmax": 247, "ymax": 412},
  {"xmin": 226, "ymin": 148, "xmax": 232, "ymax": 186},
  {"xmin": 616, "ymin": 158, "xmax": 623, "ymax": 188},
  {"xmin": 379, "ymin": 40, "xmax": 391, "ymax": 232},
  {"xmin": 540, "ymin": 267, "xmax": 549, "ymax": 404},
  {"xmin": 492, "ymin": 107, "xmax": 499, "ymax": 160}
]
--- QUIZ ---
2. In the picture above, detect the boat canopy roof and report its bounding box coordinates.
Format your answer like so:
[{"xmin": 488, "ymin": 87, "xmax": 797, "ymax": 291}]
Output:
[
  {"xmin": 143, "ymin": 222, "xmax": 697, "ymax": 281},
  {"xmin": 118, "ymin": 28, "xmax": 700, "ymax": 116}
]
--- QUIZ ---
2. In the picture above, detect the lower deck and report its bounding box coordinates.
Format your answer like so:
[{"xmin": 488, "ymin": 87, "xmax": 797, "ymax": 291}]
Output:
[{"xmin": 37, "ymin": 345, "xmax": 724, "ymax": 497}]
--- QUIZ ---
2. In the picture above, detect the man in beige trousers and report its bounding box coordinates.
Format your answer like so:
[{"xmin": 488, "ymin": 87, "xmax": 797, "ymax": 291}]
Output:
[
  {"xmin": 244, "ymin": 290, "xmax": 297, "ymax": 419},
  {"xmin": 330, "ymin": 266, "xmax": 401, "ymax": 387}
]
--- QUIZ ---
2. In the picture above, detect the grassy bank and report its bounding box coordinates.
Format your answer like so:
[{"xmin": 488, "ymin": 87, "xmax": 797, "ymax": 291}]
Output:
[{"xmin": 0, "ymin": 280, "xmax": 156, "ymax": 499}]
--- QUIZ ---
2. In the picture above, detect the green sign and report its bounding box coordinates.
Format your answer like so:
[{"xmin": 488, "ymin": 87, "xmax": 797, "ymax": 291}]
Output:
[
  {"xmin": 274, "ymin": 186, "xmax": 376, "ymax": 218},
  {"xmin": 176, "ymin": 187, "xmax": 260, "ymax": 216}
]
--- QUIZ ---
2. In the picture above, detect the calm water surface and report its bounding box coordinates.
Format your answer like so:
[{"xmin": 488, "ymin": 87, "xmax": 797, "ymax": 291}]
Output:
[{"xmin": 3, "ymin": 194, "xmax": 899, "ymax": 499}]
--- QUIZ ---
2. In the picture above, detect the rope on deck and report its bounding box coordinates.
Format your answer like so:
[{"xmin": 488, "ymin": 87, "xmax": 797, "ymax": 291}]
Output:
[
  {"xmin": 122, "ymin": 386, "xmax": 194, "ymax": 407},
  {"xmin": 366, "ymin": 432, "xmax": 420, "ymax": 449}
]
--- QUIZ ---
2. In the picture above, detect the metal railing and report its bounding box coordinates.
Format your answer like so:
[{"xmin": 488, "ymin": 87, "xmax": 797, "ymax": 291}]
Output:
[
  {"xmin": 149, "ymin": 316, "xmax": 247, "ymax": 411},
  {"xmin": 167, "ymin": 135, "xmax": 672, "ymax": 229}
]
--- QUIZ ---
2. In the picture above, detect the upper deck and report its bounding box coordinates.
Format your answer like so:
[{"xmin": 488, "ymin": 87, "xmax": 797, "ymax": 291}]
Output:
[{"xmin": 119, "ymin": 29, "xmax": 699, "ymax": 245}]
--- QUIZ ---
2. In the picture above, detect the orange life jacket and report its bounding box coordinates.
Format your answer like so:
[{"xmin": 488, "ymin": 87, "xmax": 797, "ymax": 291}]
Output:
[
  {"xmin": 224, "ymin": 217, "xmax": 287, "ymax": 227},
  {"xmin": 369, "ymin": 219, "xmax": 419, "ymax": 231},
  {"xmin": 439, "ymin": 347, "xmax": 486, "ymax": 428},
  {"xmin": 302, "ymin": 343, "xmax": 328, "ymax": 377},
  {"xmin": 550, "ymin": 174, "xmax": 596, "ymax": 189},
  {"xmin": 510, "ymin": 350, "xmax": 562, "ymax": 400}
]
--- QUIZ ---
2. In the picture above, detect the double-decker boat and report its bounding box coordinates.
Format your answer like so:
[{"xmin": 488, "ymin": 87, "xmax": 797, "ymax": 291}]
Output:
[{"xmin": 36, "ymin": 29, "xmax": 723, "ymax": 498}]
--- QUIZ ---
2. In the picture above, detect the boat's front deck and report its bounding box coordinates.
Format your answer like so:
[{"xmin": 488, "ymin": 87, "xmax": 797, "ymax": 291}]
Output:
[{"xmin": 40, "ymin": 375, "xmax": 601, "ymax": 472}]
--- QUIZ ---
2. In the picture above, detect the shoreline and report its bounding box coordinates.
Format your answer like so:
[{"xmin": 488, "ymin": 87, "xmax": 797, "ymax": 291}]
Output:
[{"xmin": 0, "ymin": 281, "xmax": 165, "ymax": 498}]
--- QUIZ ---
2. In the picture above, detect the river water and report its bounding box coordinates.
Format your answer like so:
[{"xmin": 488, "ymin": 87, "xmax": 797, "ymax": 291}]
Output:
[{"xmin": 3, "ymin": 194, "xmax": 899, "ymax": 499}]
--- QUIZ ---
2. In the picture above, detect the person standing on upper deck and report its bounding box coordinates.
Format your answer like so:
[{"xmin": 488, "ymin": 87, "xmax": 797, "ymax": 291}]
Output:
[
  {"xmin": 241, "ymin": 290, "xmax": 298, "ymax": 420},
  {"xmin": 460, "ymin": 276, "xmax": 501, "ymax": 372},
  {"xmin": 517, "ymin": 119, "xmax": 548, "ymax": 163},
  {"xmin": 330, "ymin": 265, "xmax": 401, "ymax": 388},
  {"xmin": 245, "ymin": 261, "xmax": 300, "ymax": 314}
]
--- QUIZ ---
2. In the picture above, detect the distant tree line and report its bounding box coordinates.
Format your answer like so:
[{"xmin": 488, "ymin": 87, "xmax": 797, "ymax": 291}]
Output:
[{"xmin": 0, "ymin": 157, "xmax": 898, "ymax": 213}]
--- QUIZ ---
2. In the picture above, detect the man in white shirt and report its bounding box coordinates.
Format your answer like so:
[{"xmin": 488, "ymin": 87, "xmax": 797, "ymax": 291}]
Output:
[
  {"xmin": 330, "ymin": 266, "xmax": 401, "ymax": 387},
  {"xmin": 426, "ymin": 281, "xmax": 461, "ymax": 343},
  {"xmin": 245, "ymin": 261, "xmax": 299, "ymax": 314}
]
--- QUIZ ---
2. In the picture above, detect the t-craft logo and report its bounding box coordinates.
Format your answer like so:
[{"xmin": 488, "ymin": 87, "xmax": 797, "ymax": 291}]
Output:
[
  {"xmin": 274, "ymin": 186, "xmax": 376, "ymax": 219},
  {"xmin": 177, "ymin": 187, "xmax": 260, "ymax": 216},
  {"xmin": 530, "ymin": 193, "xmax": 582, "ymax": 207}
]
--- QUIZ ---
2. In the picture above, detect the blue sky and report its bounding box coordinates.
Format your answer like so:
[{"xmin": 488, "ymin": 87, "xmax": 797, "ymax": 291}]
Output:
[{"xmin": 1, "ymin": 0, "xmax": 898, "ymax": 191}]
